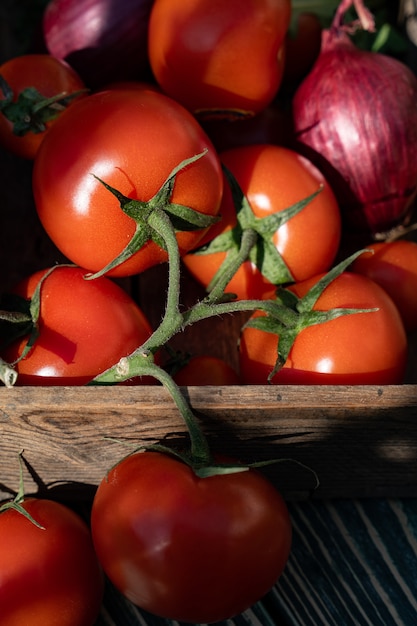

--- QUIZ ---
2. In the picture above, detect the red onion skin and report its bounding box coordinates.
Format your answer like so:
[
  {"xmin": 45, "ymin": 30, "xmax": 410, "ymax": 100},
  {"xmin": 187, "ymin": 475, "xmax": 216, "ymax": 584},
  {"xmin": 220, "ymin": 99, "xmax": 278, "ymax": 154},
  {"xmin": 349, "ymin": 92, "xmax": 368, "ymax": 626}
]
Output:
[
  {"xmin": 292, "ymin": 26, "xmax": 417, "ymax": 237},
  {"xmin": 43, "ymin": 0, "xmax": 155, "ymax": 89}
]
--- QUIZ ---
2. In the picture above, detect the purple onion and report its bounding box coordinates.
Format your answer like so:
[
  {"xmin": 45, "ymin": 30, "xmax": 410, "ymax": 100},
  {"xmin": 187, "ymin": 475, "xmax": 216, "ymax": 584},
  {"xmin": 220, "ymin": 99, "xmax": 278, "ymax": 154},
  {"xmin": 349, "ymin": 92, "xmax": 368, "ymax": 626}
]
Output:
[
  {"xmin": 43, "ymin": 0, "xmax": 155, "ymax": 88},
  {"xmin": 292, "ymin": 0, "xmax": 417, "ymax": 236}
]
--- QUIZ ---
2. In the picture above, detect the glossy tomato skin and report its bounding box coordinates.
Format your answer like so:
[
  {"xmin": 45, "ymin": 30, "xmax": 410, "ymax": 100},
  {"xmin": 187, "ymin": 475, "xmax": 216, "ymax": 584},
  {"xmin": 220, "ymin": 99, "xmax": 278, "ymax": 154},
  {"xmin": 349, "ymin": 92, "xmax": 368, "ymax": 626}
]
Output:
[
  {"xmin": 0, "ymin": 54, "xmax": 86, "ymax": 159},
  {"xmin": 173, "ymin": 354, "xmax": 241, "ymax": 385},
  {"xmin": 183, "ymin": 144, "xmax": 341, "ymax": 300},
  {"xmin": 351, "ymin": 240, "xmax": 417, "ymax": 333},
  {"xmin": 0, "ymin": 498, "xmax": 103, "ymax": 626},
  {"xmin": 33, "ymin": 88, "xmax": 223, "ymax": 276},
  {"xmin": 148, "ymin": 0, "xmax": 291, "ymax": 118},
  {"xmin": 91, "ymin": 451, "xmax": 292, "ymax": 623},
  {"xmin": 240, "ymin": 271, "xmax": 408, "ymax": 384},
  {"xmin": 1, "ymin": 266, "xmax": 155, "ymax": 385}
]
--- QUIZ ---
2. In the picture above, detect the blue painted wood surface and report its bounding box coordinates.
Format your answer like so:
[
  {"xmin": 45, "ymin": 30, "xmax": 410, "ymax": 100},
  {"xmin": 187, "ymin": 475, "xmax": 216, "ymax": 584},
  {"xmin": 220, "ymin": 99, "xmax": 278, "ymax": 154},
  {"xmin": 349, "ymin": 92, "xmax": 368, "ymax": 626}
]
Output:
[{"xmin": 94, "ymin": 498, "xmax": 417, "ymax": 625}]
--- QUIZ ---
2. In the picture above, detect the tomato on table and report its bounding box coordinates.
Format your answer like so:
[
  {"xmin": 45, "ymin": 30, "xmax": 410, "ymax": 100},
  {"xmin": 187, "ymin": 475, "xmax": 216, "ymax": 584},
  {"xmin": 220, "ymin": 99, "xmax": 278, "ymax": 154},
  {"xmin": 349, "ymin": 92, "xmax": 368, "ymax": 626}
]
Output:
[
  {"xmin": 239, "ymin": 271, "xmax": 408, "ymax": 384},
  {"xmin": 0, "ymin": 54, "xmax": 86, "ymax": 159},
  {"xmin": 148, "ymin": 0, "xmax": 291, "ymax": 118},
  {"xmin": 351, "ymin": 240, "xmax": 417, "ymax": 333},
  {"xmin": 0, "ymin": 497, "xmax": 103, "ymax": 626},
  {"xmin": 1, "ymin": 265, "xmax": 155, "ymax": 385},
  {"xmin": 91, "ymin": 450, "xmax": 292, "ymax": 623},
  {"xmin": 183, "ymin": 144, "xmax": 341, "ymax": 300},
  {"xmin": 32, "ymin": 87, "xmax": 223, "ymax": 277}
]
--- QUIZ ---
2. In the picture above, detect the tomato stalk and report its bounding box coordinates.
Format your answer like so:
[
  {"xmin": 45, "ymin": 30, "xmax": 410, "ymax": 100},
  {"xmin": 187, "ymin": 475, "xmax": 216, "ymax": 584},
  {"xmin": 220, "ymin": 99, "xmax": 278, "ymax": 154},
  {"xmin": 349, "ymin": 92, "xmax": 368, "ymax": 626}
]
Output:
[
  {"xmin": 85, "ymin": 150, "xmax": 220, "ymax": 280},
  {"xmin": 90, "ymin": 185, "xmax": 375, "ymax": 469},
  {"xmin": 190, "ymin": 166, "xmax": 323, "ymax": 293},
  {"xmin": 0, "ymin": 357, "xmax": 17, "ymax": 387}
]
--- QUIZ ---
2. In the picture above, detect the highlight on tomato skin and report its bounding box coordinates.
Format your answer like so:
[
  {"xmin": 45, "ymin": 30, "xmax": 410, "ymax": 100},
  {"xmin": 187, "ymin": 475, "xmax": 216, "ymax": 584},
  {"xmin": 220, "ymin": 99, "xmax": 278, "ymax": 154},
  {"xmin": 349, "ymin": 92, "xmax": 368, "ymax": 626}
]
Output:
[
  {"xmin": 90, "ymin": 450, "xmax": 292, "ymax": 624},
  {"xmin": 351, "ymin": 240, "xmax": 417, "ymax": 333},
  {"xmin": 32, "ymin": 87, "xmax": 224, "ymax": 277},
  {"xmin": 147, "ymin": 0, "xmax": 292, "ymax": 118},
  {"xmin": 0, "ymin": 265, "xmax": 157, "ymax": 386},
  {"xmin": 239, "ymin": 271, "xmax": 408, "ymax": 385},
  {"xmin": 0, "ymin": 497, "xmax": 104, "ymax": 626},
  {"xmin": 183, "ymin": 143, "xmax": 342, "ymax": 300}
]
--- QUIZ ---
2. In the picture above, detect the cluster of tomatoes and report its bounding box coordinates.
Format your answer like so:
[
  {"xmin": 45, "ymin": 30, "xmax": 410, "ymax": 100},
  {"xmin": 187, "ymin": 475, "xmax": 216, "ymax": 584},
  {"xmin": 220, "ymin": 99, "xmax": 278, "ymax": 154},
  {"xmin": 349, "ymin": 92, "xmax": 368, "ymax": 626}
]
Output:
[{"xmin": 0, "ymin": 1, "xmax": 416, "ymax": 625}]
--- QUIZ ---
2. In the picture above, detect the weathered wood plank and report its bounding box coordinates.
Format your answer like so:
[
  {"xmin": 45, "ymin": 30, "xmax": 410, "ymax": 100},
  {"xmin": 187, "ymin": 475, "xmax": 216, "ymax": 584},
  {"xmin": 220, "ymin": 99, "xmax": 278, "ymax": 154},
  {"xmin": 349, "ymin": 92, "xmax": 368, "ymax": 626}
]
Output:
[{"xmin": 1, "ymin": 385, "xmax": 416, "ymax": 501}]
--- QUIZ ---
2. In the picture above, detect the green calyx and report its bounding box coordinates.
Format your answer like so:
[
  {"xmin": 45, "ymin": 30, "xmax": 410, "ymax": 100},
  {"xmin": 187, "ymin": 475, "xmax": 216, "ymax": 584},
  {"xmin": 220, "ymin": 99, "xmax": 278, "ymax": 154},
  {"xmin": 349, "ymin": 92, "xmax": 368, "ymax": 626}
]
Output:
[
  {"xmin": 85, "ymin": 149, "xmax": 220, "ymax": 280},
  {"xmin": 0, "ymin": 75, "xmax": 87, "ymax": 136},
  {"xmin": 243, "ymin": 249, "xmax": 378, "ymax": 381},
  {"xmin": 0, "ymin": 453, "xmax": 45, "ymax": 529},
  {"xmin": 190, "ymin": 165, "xmax": 323, "ymax": 295}
]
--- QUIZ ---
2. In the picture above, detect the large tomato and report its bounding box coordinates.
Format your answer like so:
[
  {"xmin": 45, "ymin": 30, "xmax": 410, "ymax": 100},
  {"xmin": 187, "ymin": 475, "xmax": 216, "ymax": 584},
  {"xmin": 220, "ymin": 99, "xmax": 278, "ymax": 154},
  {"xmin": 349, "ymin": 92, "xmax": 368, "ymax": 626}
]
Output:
[
  {"xmin": 148, "ymin": 0, "xmax": 291, "ymax": 118},
  {"xmin": 0, "ymin": 54, "xmax": 86, "ymax": 159},
  {"xmin": 351, "ymin": 240, "xmax": 417, "ymax": 333},
  {"xmin": 32, "ymin": 87, "xmax": 223, "ymax": 277},
  {"xmin": 91, "ymin": 450, "xmax": 292, "ymax": 623},
  {"xmin": 239, "ymin": 271, "xmax": 408, "ymax": 384},
  {"xmin": 0, "ymin": 497, "xmax": 103, "ymax": 626},
  {"xmin": 183, "ymin": 144, "xmax": 341, "ymax": 300},
  {"xmin": 1, "ymin": 265, "xmax": 155, "ymax": 385}
]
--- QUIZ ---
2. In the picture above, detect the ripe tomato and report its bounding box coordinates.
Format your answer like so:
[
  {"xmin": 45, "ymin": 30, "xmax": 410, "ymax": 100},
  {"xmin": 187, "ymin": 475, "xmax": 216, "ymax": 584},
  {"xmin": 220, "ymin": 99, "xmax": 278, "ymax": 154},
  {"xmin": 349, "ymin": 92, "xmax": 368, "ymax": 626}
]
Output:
[
  {"xmin": 0, "ymin": 497, "xmax": 103, "ymax": 626},
  {"xmin": 351, "ymin": 240, "xmax": 417, "ymax": 333},
  {"xmin": 148, "ymin": 0, "xmax": 291, "ymax": 118},
  {"xmin": 239, "ymin": 271, "xmax": 408, "ymax": 384},
  {"xmin": 91, "ymin": 451, "xmax": 292, "ymax": 623},
  {"xmin": 183, "ymin": 144, "xmax": 341, "ymax": 300},
  {"xmin": 283, "ymin": 12, "xmax": 322, "ymax": 84},
  {"xmin": 173, "ymin": 354, "xmax": 241, "ymax": 385},
  {"xmin": 1, "ymin": 266, "xmax": 155, "ymax": 385},
  {"xmin": 33, "ymin": 87, "xmax": 223, "ymax": 277},
  {"xmin": 0, "ymin": 54, "xmax": 86, "ymax": 159}
]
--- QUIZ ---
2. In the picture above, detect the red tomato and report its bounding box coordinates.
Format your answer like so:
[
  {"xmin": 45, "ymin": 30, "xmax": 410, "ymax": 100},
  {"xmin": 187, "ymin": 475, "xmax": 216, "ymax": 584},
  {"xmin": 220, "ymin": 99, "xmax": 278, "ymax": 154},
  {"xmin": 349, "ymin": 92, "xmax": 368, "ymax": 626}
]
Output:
[
  {"xmin": 91, "ymin": 450, "xmax": 292, "ymax": 623},
  {"xmin": 283, "ymin": 12, "xmax": 322, "ymax": 84},
  {"xmin": 0, "ymin": 54, "xmax": 86, "ymax": 159},
  {"xmin": 239, "ymin": 271, "xmax": 408, "ymax": 384},
  {"xmin": 148, "ymin": 0, "xmax": 291, "ymax": 118},
  {"xmin": 33, "ymin": 87, "xmax": 223, "ymax": 276},
  {"xmin": 1, "ymin": 266, "xmax": 155, "ymax": 385},
  {"xmin": 183, "ymin": 144, "xmax": 341, "ymax": 299},
  {"xmin": 173, "ymin": 354, "xmax": 241, "ymax": 385},
  {"xmin": 0, "ymin": 498, "xmax": 103, "ymax": 626},
  {"xmin": 351, "ymin": 240, "xmax": 417, "ymax": 333}
]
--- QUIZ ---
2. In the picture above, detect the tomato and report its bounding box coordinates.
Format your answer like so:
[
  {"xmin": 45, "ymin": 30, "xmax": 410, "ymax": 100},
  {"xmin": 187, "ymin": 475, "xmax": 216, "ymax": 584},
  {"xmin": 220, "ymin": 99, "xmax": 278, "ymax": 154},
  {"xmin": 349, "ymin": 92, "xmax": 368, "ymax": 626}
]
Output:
[
  {"xmin": 351, "ymin": 240, "xmax": 417, "ymax": 333},
  {"xmin": 0, "ymin": 54, "xmax": 86, "ymax": 159},
  {"xmin": 183, "ymin": 144, "xmax": 341, "ymax": 300},
  {"xmin": 148, "ymin": 0, "xmax": 291, "ymax": 118},
  {"xmin": 200, "ymin": 103, "xmax": 294, "ymax": 153},
  {"xmin": 239, "ymin": 271, "xmax": 408, "ymax": 384},
  {"xmin": 283, "ymin": 12, "xmax": 322, "ymax": 85},
  {"xmin": 33, "ymin": 87, "xmax": 223, "ymax": 277},
  {"xmin": 91, "ymin": 450, "xmax": 292, "ymax": 623},
  {"xmin": 0, "ymin": 497, "xmax": 103, "ymax": 626},
  {"xmin": 1, "ymin": 265, "xmax": 155, "ymax": 385},
  {"xmin": 173, "ymin": 354, "xmax": 241, "ymax": 385}
]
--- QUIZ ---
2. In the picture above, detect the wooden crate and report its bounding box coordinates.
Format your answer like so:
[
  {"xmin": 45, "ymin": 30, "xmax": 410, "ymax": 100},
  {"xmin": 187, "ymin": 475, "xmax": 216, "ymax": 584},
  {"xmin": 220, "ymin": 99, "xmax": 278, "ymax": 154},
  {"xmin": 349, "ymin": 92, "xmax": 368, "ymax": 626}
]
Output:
[{"xmin": 1, "ymin": 148, "xmax": 417, "ymax": 503}]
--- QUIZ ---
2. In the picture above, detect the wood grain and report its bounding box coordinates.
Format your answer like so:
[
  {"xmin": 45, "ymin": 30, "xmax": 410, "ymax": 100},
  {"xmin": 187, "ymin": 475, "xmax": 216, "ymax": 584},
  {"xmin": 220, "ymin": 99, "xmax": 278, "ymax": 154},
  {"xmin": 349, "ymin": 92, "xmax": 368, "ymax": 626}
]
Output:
[{"xmin": 1, "ymin": 384, "xmax": 416, "ymax": 501}]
